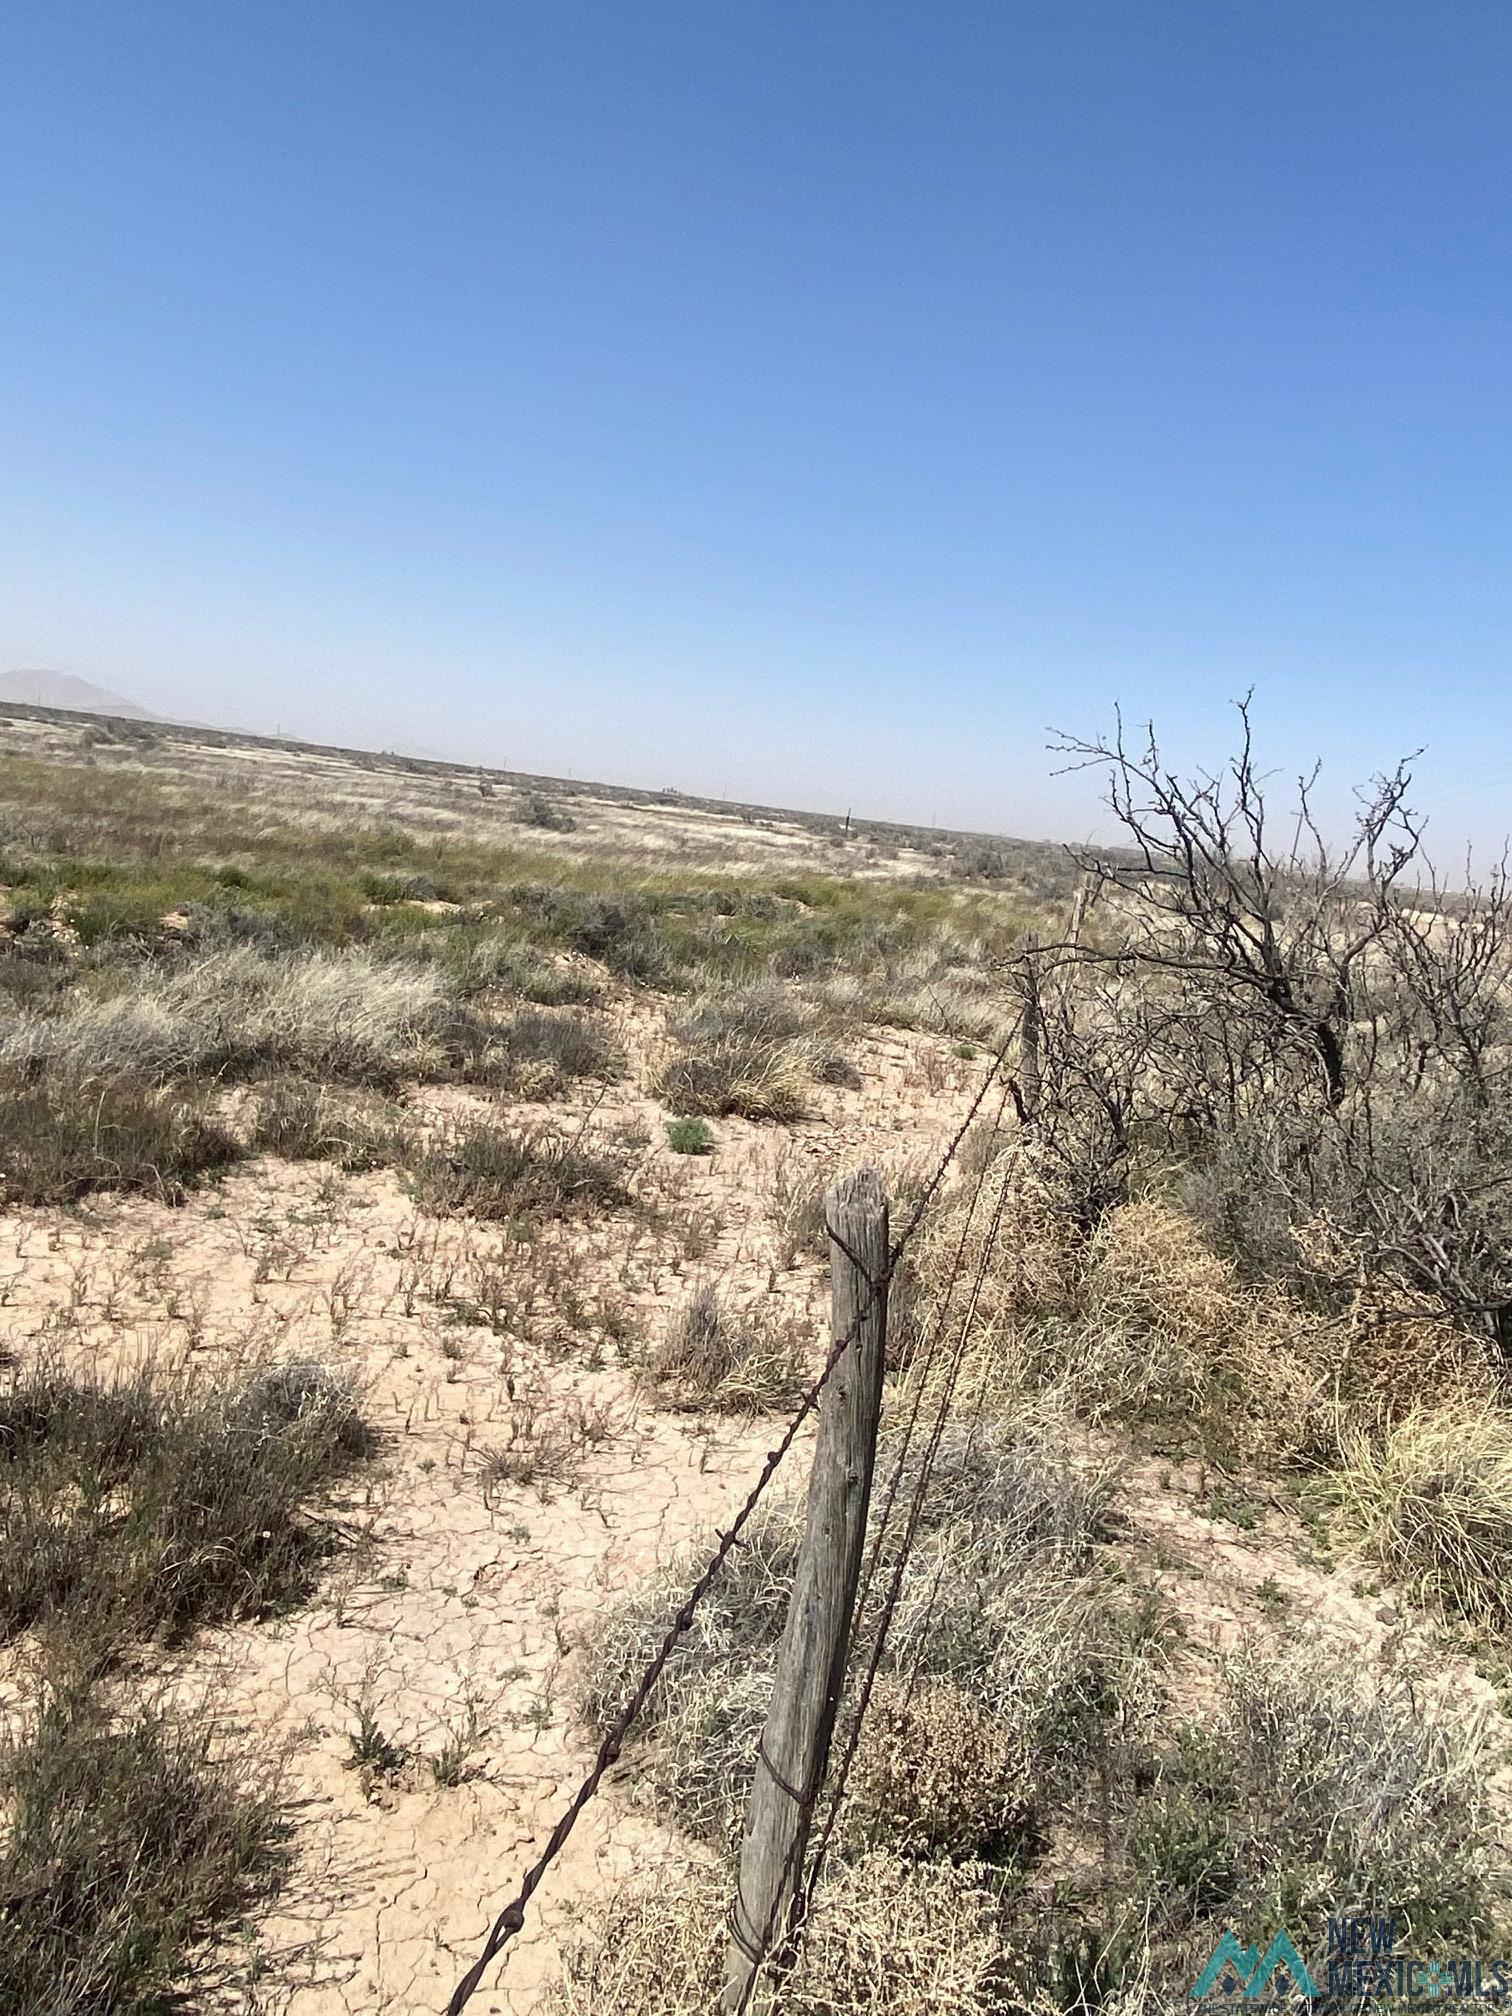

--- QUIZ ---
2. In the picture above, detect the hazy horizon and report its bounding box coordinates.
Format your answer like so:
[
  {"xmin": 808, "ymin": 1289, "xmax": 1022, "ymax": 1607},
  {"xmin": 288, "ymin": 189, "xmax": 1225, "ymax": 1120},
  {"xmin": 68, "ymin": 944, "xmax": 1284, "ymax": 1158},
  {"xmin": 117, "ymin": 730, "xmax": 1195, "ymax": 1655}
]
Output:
[{"xmin": 5, "ymin": 4, "xmax": 1512, "ymax": 867}]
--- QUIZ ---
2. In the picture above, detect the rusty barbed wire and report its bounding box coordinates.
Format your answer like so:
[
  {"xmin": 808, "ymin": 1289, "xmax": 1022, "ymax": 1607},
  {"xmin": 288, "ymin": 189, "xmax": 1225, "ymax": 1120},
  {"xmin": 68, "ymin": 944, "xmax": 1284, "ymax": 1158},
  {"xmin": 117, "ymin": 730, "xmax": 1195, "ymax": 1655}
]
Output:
[{"xmin": 444, "ymin": 1023, "xmax": 1021, "ymax": 2015}]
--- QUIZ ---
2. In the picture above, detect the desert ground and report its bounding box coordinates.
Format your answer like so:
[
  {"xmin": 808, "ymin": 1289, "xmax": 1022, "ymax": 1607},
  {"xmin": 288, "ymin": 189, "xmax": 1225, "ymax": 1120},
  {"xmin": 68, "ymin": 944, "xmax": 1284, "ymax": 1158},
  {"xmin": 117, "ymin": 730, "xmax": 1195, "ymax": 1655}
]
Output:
[{"xmin": 2, "ymin": 705, "xmax": 1510, "ymax": 2016}]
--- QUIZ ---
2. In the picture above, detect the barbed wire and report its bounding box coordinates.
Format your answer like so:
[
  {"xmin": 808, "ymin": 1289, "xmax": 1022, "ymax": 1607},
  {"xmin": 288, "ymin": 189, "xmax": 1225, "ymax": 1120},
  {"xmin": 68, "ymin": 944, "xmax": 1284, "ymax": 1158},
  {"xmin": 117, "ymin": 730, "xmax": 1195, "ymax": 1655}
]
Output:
[
  {"xmin": 443, "ymin": 1020, "xmax": 1022, "ymax": 2015},
  {"xmin": 724, "ymin": 1068, "xmax": 1020, "ymax": 2015}
]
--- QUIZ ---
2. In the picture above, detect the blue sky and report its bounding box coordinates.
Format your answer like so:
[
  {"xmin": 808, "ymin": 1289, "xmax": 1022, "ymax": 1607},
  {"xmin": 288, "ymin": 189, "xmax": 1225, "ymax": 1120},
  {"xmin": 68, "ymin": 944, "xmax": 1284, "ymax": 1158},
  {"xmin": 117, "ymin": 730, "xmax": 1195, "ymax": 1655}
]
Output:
[{"xmin": 3, "ymin": 2, "xmax": 1510, "ymax": 858}]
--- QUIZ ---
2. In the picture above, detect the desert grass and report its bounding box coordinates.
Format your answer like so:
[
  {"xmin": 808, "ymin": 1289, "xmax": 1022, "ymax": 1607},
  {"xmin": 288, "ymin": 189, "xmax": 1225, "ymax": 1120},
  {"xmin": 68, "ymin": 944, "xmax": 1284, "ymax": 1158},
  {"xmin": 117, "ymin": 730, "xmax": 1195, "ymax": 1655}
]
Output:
[
  {"xmin": 650, "ymin": 982, "xmax": 847, "ymax": 1123},
  {"xmin": 561, "ymin": 1632, "xmax": 1493, "ymax": 2012},
  {"xmin": 637, "ymin": 1283, "xmax": 811, "ymax": 1413},
  {"xmin": 1336, "ymin": 1402, "xmax": 1512, "ymax": 1626},
  {"xmin": 0, "ymin": 1356, "xmax": 369, "ymax": 1655},
  {"xmin": 0, "ymin": 1071, "xmax": 242, "ymax": 1206},
  {"xmin": 767, "ymin": 1146, "xmax": 830, "ymax": 1268},
  {"xmin": 404, "ymin": 1116, "xmax": 637, "ymax": 1221},
  {"xmin": 906, "ymin": 1144, "xmax": 1475, "ymax": 1465},
  {"xmin": 0, "ymin": 1677, "xmax": 285, "ymax": 2016},
  {"xmin": 0, "ymin": 945, "xmax": 464, "ymax": 1087},
  {"xmin": 249, "ymin": 1077, "xmax": 410, "ymax": 1170},
  {"xmin": 494, "ymin": 1006, "xmax": 620, "ymax": 1093},
  {"xmin": 1125, "ymin": 1639, "xmax": 1494, "ymax": 1945},
  {"xmin": 576, "ymin": 1411, "xmax": 1133, "ymax": 1852},
  {"xmin": 550, "ymin": 1850, "xmax": 1022, "ymax": 2016}
]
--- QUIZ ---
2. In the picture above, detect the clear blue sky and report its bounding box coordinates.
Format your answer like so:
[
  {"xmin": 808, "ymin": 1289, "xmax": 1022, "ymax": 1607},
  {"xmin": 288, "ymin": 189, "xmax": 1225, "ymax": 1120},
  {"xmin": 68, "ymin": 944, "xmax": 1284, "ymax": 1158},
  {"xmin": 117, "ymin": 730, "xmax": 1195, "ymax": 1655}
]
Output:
[{"xmin": 3, "ymin": 2, "xmax": 1510, "ymax": 858}]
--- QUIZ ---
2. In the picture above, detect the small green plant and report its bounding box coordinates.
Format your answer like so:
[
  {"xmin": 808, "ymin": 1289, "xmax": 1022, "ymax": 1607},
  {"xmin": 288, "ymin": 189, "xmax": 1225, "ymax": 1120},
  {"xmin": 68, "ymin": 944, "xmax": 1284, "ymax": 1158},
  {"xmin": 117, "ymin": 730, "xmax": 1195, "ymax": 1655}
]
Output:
[
  {"xmin": 345, "ymin": 1696, "xmax": 410, "ymax": 1782},
  {"xmin": 429, "ymin": 1699, "xmax": 487, "ymax": 1789},
  {"xmin": 665, "ymin": 1116, "xmax": 715, "ymax": 1155},
  {"xmin": 1255, "ymin": 1576, "xmax": 1287, "ymax": 1615}
]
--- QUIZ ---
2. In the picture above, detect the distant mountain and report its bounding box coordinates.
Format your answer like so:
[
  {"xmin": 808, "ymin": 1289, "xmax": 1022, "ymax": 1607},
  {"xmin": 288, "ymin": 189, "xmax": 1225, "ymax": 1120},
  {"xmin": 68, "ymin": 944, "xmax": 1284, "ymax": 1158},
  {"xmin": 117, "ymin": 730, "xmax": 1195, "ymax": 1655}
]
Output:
[{"xmin": 0, "ymin": 670, "xmax": 163, "ymax": 721}]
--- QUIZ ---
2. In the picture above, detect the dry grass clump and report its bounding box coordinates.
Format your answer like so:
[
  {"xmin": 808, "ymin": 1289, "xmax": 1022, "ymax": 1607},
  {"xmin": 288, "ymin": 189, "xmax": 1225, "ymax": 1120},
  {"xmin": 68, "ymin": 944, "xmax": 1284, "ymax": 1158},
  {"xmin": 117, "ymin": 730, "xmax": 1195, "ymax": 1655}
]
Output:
[
  {"xmin": 910, "ymin": 1135, "xmax": 1081, "ymax": 1340},
  {"xmin": 0, "ymin": 1070, "xmax": 242, "ymax": 1206},
  {"xmin": 0, "ymin": 1355, "xmax": 369, "ymax": 1653},
  {"xmin": 638, "ymin": 1284, "xmax": 810, "ymax": 1413},
  {"xmin": 0, "ymin": 1678, "xmax": 285, "ymax": 2016},
  {"xmin": 839, "ymin": 1676, "xmax": 1033, "ymax": 1863},
  {"xmin": 250, "ymin": 1077, "xmax": 410, "ymax": 1170},
  {"xmin": 406, "ymin": 1116, "xmax": 636, "ymax": 1221},
  {"xmin": 1336, "ymin": 1403, "xmax": 1512, "ymax": 1625},
  {"xmin": 494, "ymin": 1007, "xmax": 620, "ymax": 1094},
  {"xmin": 909, "ymin": 1157, "xmax": 1347, "ymax": 1460},
  {"xmin": 576, "ymin": 1413, "xmax": 1134, "ymax": 1853},
  {"xmin": 1068, "ymin": 1198, "xmax": 1290, "ymax": 1444},
  {"xmin": 1126, "ymin": 1639, "xmax": 1492, "ymax": 1944},
  {"xmin": 768, "ymin": 1147, "xmax": 829, "ymax": 1269},
  {"xmin": 575, "ymin": 1501, "xmax": 802, "ymax": 1748},
  {"xmin": 651, "ymin": 982, "xmax": 845, "ymax": 1123},
  {"xmin": 550, "ymin": 1851, "xmax": 1019, "ymax": 2016},
  {"xmin": 854, "ymin": 938, "xmax": 1010, "ymax": 1047},
  {"xmin": 1, "ymin": 945, "xmax": 462, "ymax": 1087}
]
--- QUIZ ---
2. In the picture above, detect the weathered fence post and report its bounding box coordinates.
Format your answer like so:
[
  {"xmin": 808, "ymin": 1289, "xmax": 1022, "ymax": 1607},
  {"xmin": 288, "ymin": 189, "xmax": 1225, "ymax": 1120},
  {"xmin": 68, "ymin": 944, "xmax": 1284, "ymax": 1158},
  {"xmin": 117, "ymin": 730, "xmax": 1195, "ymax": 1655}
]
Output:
[
  {"xmin": 1019, "ymin": 929, "xmax": 1043, "ymax": 1117},
  {"xmin": 721, "ymin": 1168, "xmax": 889, "ymax": 2013},
  {"xmin": 1066, "ymin": 875, "xmax": 1089, "ymax": 952}
]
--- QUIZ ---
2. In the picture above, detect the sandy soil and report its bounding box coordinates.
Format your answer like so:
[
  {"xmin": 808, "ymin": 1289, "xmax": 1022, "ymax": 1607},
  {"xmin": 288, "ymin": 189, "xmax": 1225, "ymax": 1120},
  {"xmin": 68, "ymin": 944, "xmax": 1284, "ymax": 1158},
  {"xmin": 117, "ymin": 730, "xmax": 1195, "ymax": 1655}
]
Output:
[{"xmin": 0, "ymin": 1008, "xmax": 987, "ymax": 2014}]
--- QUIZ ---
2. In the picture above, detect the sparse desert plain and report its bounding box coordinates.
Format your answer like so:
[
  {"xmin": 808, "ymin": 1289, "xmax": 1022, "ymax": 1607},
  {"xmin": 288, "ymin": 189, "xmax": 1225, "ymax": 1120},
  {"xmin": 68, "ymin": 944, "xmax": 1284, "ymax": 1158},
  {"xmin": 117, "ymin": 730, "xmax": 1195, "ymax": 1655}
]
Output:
[{"xmin": 2, "ymin": 703, "xmax": 1510, "ymax": 2016}]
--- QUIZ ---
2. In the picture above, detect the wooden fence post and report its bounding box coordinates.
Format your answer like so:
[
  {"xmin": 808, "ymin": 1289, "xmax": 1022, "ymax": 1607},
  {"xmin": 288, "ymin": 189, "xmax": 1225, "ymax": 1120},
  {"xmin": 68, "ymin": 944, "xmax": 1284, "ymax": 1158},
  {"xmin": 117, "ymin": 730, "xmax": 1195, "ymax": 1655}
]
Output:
[
  {"xmin": 721, "ymin": 1168, "xmax": 889, "ymax": 2013},
  {"xmin": 1066, "ymin": 875, "xmax": 1089, "ymax": 952},
  {"xmin": 1019, "ymin": 929, "xmax": 1043, "ymax": 1118}
]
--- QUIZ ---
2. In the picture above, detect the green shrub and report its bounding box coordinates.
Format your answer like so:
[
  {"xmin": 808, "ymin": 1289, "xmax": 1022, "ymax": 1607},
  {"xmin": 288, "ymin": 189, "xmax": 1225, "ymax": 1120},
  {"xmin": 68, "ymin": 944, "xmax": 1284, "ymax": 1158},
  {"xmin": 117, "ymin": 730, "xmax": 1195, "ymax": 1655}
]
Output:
[
  {"xmin": 665, "ymin": 1116, "xmax": 715, "ymax": 1155},
  {"xmin": 515, "ymin": 792, "xmax": 577, "ymax": 833},
  {"xmin": 1125, "ymin": 1644, "xmax": 1493, "ymax": 1944}
]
